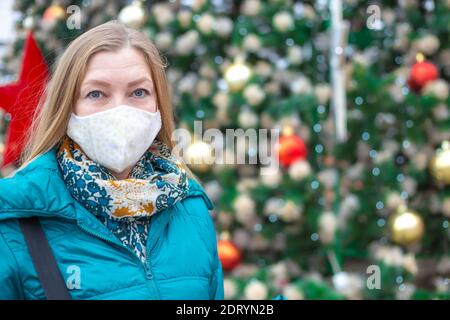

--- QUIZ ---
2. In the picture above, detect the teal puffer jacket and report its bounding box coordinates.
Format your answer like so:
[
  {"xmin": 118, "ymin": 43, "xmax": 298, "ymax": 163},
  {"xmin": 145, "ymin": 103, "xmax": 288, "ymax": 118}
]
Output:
[{"xmin": 0, "ymin": 147, "xmax": 224, "ymax": 300}]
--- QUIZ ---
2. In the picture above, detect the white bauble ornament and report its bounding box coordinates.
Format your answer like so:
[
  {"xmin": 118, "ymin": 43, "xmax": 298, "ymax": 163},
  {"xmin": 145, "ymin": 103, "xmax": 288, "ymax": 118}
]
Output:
[
  {"xmin": 152, "ymin": 3, "xmax": 174, "ymax": 28},
  {"xmin": 288, "ymin": 160, "xmax": 312, "ymax": 181},
  {"xmin": 177, "ymin": 10, "xmax": 192, "ymax": 28},
  {"xmin": 439, "ymin": 49, "xmax": 450, "ymax": 68},
  {"xmin": 178, "ymin": 73, "xmax": 198, "ymax": 93},
  {"xmin": 118, "ymin": 1, "xmax": 146, "ymax": 29},
  {"xmin": 319, "ymin": 211, "xmax": 337, "ymax": 244},
  {"xmin": 413, "ymin": 34, "xmax": 440, "ymax": 55},
  {"xmin": 332, "ymin": 272, "xmax": 364, "ymax": 300},
  {"xmin": 273, "ymin": 11, "xmax": 294, "ymax": 33},
  {"xmin": 395, "ymin": 283, "xmax": 416, "ymax": 300},
  {"xmin": 279, "ymin": 200, "xmax": 302, "ymax": 223},
  {"xmin": 191, "ymin": 0, "xmax": 207, "ymax": 11},
  {"xmin": 442, "ymin": 198, "xmax": 450, "ymax": 218},
  {"xmin": 242, "ymin": 0, "xmax": 261, "ymax": 16},
  {"xmin": 197, "ymin": 13, "xmax": 215, "ymax": 35},
  {"xmin": 314, "ymin": 83, "xmax": 331, "ymax": 104},
  {"xmin": 382, "ymin": 8, "xmax": 396, "ymax": 26},
  {"xmin": 236, "ymin": 178, "xmax": 259, "ymax": 193},
  {"xmin": 243, "ymin": 84, "xmax": 265, "ymax": 106},
  {"xmin": 340, "ymin": 194, "xmax": 360, "ymax": 214},
  {"xmin": 232, "ymin": 228, "xmax": 251, "ymax": 249},
  {"xmin": 155, "ymin": 32, "xmax": 173, "ymax": 50},
  {"xmin": 401, "ymin": 176, "xmax": 418, "ymax": 196},
  {"xmin": 399, "ymin": 0, "xmax": 418, "ymax": 9},
  {"xmin": 402, "ymin": 253, "xmax": 418, "ymax": 275},
  {"xmin": 196, "ymin": 79, "xmax": 212, "ymax": 98},
  {"xmin": 282, "ymin": 284, "xmax": 304, "ymax": 300},
  {"xmin": 238, "ymin": 108, "xmax": 259, "ymax": 128},
  {"xmin": 300, "ymin": 4, "xmax": 317, "ymax": 20},
  {"xmin": 175, "ymin": 30, "xmax": 199, "ymax": 55},
  {"xmin": 264, "ymin": 198, "xmax": 284, "ymax": 217},
  {"xmin": 318, "ymin": 169, "xmax": 338, "ymax": 189},
  {"xmin": 213, "ymin": 92, "xmax": 229, "ymax": 109},
  {"xmin": 233, "ymin": 194, "xmax": 256, "ymax": 225},
  {"xmin": 224, "ymin": 278, "xmax": 238, "ymax": 299},
  {"xmin": 243, "ymin": 34, "xmax": 261, "ymax": 52},
  {"xmin": 260, "ymin": 167, "xmax": 281, "ymax": 188},
  {"xmin": 216, "ymin": 17, "xmax": 233, "ymax": 38},
  {"xmin": 373, "ymin": 245, "xmax": 404, "ymax": 267},
  {"xmin": 255, "ymin": 60, "xmax": 273, "ymax": 77},
  {"xmin": 204, "ymin": 180, "xmax": 222, "ymax": 203},
  {"xmin": 433, "ymin": 104, "xmax": 450, "ymax": 122},
  {"xmin": 423, "ymin": 79, "xmax": 449, "ymax": 101},
  {"xmin": 290, "ymin": 76, "xmax": 312, "ymax": 95},
  {"xmin": 269, "ymin": 261, "xmax": 288, "ymax": 279},
  {"xmin": 244, "ymin": 279, "xmax": 268, "ymax": 300},
  {"xmin": 386, "ymin": 192, "xmax": 406, "ymax": 210},
  {"xmin": 23, "ymin": 15, "xmax": 35, "ymax": 29}
]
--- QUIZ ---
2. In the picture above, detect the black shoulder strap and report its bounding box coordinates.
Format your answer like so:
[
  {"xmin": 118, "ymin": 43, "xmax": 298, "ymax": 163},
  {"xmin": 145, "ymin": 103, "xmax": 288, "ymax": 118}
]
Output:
[{"xmin": 19, "ymin": 217, "xmax": 72, "ymax": 300}]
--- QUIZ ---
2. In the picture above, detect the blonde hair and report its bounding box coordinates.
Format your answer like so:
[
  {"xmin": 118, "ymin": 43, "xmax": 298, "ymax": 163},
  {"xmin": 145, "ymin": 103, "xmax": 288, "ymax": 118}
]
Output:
[{"xmin": 19, "ymin": 20, "xmax": 198, "ymax": 181}]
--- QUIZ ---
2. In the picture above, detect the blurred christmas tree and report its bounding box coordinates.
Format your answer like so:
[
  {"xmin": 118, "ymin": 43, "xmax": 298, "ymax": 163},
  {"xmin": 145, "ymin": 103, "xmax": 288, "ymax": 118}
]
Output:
[{"xmin": 1, "ymin": 0, "xmax": 449, "ymax": 300}]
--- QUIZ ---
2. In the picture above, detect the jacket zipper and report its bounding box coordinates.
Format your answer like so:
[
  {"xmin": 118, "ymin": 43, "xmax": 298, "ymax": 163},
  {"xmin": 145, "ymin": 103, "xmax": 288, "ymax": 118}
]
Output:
[{"xmin": 77, "ymin": 222, "xmax": 159, "ymax": 297}]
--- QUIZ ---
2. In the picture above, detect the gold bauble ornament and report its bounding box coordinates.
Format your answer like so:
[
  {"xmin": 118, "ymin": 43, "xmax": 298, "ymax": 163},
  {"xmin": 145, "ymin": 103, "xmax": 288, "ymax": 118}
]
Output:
[
  {"xmin": 430, "ymin": 141, "xmax": 450, "ymax": 185},
  {"xmin": 224, "ymin": 57, "xmax": 252, "ymax": 92},
  {"xmin": 185, "ymin": 140, "xmax": 214, "ymax": 172},
  {"xmin": 388, "ymin": 205, "xmax": 425, "ymax": 246},
  {"xmin": 43, "ymin": 4, "xmax": 66, "ymax": 24},
  {"xmin": 118, "ymin": 1, "xmax": 146, "ymax": 29}
]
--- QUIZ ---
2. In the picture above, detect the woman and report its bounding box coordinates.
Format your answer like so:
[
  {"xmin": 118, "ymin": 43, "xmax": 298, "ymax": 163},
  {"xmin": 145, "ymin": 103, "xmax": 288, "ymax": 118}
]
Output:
[{"xmin": 0, "ymin": 20, "xmax": 224, "ymax": 300}]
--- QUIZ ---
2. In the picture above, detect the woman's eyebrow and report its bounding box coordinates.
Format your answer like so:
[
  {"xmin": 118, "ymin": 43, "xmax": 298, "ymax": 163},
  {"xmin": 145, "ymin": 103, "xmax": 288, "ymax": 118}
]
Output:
[
  {"xmin": 127, "ymin": 77, "xmax": 154, "ymax": 88},
  {"xmin": 81, "ymin": 77, "xmax": 153, "ymax": 88},
  {"xmin": 82, "ymin": 79, "xmax": 111, "ymax": 88}
]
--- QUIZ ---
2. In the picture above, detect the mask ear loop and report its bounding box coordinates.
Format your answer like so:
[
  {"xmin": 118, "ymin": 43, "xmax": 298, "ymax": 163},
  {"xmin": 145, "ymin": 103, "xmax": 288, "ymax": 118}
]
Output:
[{"xmin": 148, "ymin": 104, "xmax": 161, "ymax": 155}]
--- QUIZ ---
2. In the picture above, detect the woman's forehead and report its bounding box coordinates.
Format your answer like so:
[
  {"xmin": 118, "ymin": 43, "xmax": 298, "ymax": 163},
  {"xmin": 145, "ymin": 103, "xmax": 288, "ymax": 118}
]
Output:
[
  {"xmin": 86, "ymin": 47, "xmax": 149, "ymax": 73},
  {"xmin": 82, "ymin": 48, "xmax": 152, "ymax": 84}
]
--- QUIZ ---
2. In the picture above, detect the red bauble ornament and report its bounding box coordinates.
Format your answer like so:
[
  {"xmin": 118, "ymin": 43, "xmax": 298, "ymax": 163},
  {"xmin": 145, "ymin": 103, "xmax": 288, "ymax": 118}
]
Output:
[
  {"xmin": 218, "ymin": 239, "xmax": 242, "ymax": 271},
  {"xmin": 276, "ymin": 134, "xmax": 308, "ymax": 167},
  {"xmin": 408, "ymin": 60, "xmax": 439, "ymax": 92}
]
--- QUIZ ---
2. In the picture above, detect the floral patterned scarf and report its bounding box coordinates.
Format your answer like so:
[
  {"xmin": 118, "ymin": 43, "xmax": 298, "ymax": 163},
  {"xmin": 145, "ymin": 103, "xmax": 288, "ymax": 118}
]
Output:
[{"xmin": 56, "ymin": 135, "xmax": 189, "ymax": 263}]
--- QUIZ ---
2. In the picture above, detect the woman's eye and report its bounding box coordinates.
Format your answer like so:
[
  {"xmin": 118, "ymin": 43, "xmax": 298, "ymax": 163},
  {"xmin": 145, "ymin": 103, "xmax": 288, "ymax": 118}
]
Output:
[
  {"xmin": 86, "ymin": 90, "xmax": 104, "ymax": 99},
  {"xmin": 132, "ymin": 88, "xmax": 149, "ymax": 98}
]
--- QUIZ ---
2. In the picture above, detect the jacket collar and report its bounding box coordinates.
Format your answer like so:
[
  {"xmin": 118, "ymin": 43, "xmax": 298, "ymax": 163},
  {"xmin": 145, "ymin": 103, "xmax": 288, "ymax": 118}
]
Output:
[{"xmin": 0, "ymin": 147, "xmax": 213, "ymax": 222}]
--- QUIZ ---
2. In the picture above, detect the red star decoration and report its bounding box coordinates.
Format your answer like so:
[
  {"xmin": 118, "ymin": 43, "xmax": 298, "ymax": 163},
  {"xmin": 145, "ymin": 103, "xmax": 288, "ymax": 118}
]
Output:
[{"xmin": 0, "ymin": 31, "xmax": 49, "ymax": 169}]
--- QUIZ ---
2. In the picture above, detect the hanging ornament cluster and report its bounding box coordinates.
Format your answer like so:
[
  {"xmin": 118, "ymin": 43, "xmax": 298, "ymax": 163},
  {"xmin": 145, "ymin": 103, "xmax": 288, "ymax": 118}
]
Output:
[
  {"xmin": 118, "ymin": 1, "xmax": 147, "ymax": 29},
  {"xmin": 224, "ymin": 57, "xmax": 252, "ymax": 92},
  {"xmin": 275, "ymin": 131, "xmax": 308, "ymax": 168},
  {"xmin": 217, "ymin": 232, "xmax": 242, "ymax": 271},
  {"xmin": 407, "ymin": 53, "xmax": 439, "ymax": 92},
  {"xmin": 430, "ymin": 141, "xmax": 450, "ymax": 185},
  {"xmin": 388, "ymin": 205, "xmax": 425, "ymax": 246}
]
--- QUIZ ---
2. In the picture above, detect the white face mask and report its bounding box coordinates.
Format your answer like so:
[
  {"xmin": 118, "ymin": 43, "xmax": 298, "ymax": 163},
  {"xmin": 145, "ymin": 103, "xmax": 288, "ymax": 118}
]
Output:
[{"xmin": 67, "ymin": 104, "xmax": 162, "ymax": 173}]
